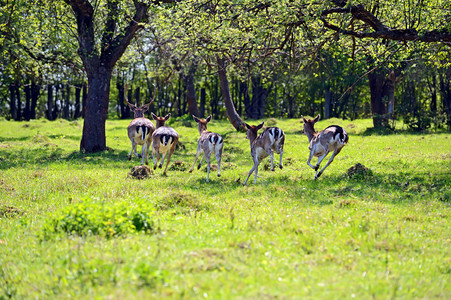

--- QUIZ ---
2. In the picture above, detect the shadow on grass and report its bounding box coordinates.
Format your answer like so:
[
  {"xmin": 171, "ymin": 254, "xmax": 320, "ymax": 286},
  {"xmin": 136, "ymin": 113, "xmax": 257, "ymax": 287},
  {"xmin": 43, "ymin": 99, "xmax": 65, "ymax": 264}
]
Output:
[{"xmin": 164, "ymin": 168, "xmax": 450, "ymax": 205}]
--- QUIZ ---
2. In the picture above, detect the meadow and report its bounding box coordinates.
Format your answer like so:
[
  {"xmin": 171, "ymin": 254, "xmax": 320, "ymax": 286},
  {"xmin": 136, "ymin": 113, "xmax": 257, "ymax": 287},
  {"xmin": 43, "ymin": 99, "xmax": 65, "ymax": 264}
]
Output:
[{"xmin": 0, "ymin": 116, "xmax": 450, "ymax": 299}]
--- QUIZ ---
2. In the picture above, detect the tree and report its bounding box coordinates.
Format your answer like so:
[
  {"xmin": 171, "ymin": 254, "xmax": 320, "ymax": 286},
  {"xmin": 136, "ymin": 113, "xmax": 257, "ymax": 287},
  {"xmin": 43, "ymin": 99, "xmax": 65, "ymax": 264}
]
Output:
[
  {"xmin": 319, "ymin": 0, "xmax": 451, "ymax": 127},
  {"xmin": 63, "ymin": 0, "xmax": 146, "ymax": 152}
]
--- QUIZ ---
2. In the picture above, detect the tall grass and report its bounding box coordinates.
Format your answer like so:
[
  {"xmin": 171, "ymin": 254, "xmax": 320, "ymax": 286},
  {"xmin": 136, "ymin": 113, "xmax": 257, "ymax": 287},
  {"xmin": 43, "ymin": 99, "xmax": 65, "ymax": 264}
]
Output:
[{"xmin": 0, "ymin": 117, "xmax": 450, "ymax": 299}]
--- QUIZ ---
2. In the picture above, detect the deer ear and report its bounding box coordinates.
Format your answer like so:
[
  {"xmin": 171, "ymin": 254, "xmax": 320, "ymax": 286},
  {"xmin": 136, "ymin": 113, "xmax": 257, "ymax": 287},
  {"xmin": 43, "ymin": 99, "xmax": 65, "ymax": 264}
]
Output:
[
  {"xmin": 192, "ymin": 115, "xmax": 200, "ymax": 123},
  {"xmin": 151, "ymin": 112, "xmax": 158, "ymax": 120},
  {"xmin": 206, "ymin": 115, "xmax": 212, "ymax": 123},
  {"xmin": 164, "ymin": 113, "xmax": 171, "ymax": 121},
  {"xmin": 245, "ymin": 123, "xmax": 251, "ymax": 130},
  {"xmin": 313, "ymin": 114, "xmax": 320, "ymax": 123},
  {"xmin": 257, "ymin": 122, "xmax": 264, "ymax": 130}
]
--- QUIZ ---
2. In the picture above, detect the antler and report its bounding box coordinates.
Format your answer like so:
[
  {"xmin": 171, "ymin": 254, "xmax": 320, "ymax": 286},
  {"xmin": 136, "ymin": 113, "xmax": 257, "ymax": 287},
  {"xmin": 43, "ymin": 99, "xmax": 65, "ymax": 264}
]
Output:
[
  {"xmin": 143, "ymin": 84, "xmax": 158, "ymax": 108},
  {"xmin": 124, "ymin": 83, "xmax": 135, "ymax": 108}
]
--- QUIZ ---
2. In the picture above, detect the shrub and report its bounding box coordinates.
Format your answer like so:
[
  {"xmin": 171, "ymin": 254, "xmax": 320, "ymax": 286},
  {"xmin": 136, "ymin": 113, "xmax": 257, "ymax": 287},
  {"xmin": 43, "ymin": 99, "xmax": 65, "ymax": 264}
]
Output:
[{"xmin": 45, "ymin": 198, "xmax": 154, "ymax": 237}]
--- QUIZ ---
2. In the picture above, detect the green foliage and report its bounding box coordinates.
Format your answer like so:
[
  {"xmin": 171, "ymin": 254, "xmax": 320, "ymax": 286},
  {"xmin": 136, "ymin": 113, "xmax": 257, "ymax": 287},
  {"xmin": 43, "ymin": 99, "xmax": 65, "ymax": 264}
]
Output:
[{"xmin": 45, "ymin": 198, "xmax": 155, "ymax": 238}]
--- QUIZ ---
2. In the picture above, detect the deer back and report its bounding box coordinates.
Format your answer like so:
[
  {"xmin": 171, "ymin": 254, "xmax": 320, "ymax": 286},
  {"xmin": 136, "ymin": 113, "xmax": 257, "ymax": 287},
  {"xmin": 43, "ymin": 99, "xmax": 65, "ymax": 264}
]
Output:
[
  {"xmin": 128, "ymin": 118, "xmax": 155, "ymax": 143},
  {"xmin": 152, "ymin": 126, "xmax": 179, "ymax": 153}
]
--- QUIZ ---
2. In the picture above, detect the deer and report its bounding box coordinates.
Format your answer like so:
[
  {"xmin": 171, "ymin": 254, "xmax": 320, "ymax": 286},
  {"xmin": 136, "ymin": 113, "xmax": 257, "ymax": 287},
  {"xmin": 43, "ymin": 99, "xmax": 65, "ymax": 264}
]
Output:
[
  {"xmin": 125, "ymin": 85, "xmax": 157, "ymax": 165},
  {"xmin": 302, "ymin": 114, "xmax": 349, "ymax": 179},
  {"xmin": 151, "ymin": 113, "xmax": 179, "ymax": 175},
  {"xmin": 243, "ymin": 122, "xmax": 285, "ymax": 185},
  {"xmin": 189, "ymin": 115, "xmax": 224, "ymax": 182}
]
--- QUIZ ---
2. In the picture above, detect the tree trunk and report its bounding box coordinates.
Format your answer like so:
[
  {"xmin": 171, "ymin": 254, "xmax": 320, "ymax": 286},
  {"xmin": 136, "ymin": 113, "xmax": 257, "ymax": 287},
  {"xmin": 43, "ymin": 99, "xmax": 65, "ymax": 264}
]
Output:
[
  {"xmin": 74, "ymin": 84, "xmax": 82, "ymax": 119},
  {"xmin": 47, "ymin": 85, "xmax": 53, "ymax": 120},
  {"xmin": 116, "ymin": 79, "xmax": 127, "ymax": 119},
  {"xmin": 15, "ymin": 84, "xmax": 22, "ymax": 121},
  {"xmin": 247, "ymin": 76, "xmax": 268, "ymax": 119},
  {"xmin": 9, "ymin": 83, "xmax": 16, "ymax": 120},
  {"xmin": 82, "ymin": 83, "xmax": 87, "ymax": 119},
  {"xmin": 30, "ymin": 81, "xmax": 39, "ymax": 119},
  {"xmin": 217, "ymin": 56, "xmax": 246, "ymax": 131},
  {"xmin": 384, "ymin": 71, "xmax": 396, "ymax": 119},
  {"xmin": 324, "ymin": 85, "xmax": 331, "ymax": 119},
  {"xmin": 439, "ymin": 71, "xmax": 451, "ymax": 128},
  {"xmin": 200, "ymin": 87, "xmax": 206, "ymax": 117},
  {"xmin": 368, "ymin": 69, "xmax": 388, "ymax": 128},
  {"xmin": 24, "ymin": 82, "xmax": 31, "ymax": 121},
  {"xmin": 134, "ymin": 86, "xmax": 141, "ymax": 107},
  {"xmin": 429, "ymin": 73, "xmax": 437, "ymax": 112},
  {"xmin": 183, "ymin": 62, "xmax": 200, "ymax": 117},
  {"xmin": 52, "ymin": 85, "xmax": 59, "ymax": 120},
  {"xmin": 62, "ymin": 84, "xmax": 71, "ymax": 119},
  {"xmin": 80, "ymin": 68, "xmax": 112, "ymax": 152}
]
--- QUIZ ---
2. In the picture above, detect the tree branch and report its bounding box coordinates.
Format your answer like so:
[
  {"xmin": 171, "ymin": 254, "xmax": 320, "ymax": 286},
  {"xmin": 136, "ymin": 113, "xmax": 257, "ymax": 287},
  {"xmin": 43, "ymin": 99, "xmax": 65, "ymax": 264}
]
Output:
[{"xmin": 321, "ymin": 4, "xmax": 451, "ymax": 44}]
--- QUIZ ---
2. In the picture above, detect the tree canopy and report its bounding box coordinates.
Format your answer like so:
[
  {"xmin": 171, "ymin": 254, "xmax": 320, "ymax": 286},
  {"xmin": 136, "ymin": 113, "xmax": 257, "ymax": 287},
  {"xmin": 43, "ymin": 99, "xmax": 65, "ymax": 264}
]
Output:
[{"xmin": 1, "ymin": 0, "xmax": 450, "ymax": 150}]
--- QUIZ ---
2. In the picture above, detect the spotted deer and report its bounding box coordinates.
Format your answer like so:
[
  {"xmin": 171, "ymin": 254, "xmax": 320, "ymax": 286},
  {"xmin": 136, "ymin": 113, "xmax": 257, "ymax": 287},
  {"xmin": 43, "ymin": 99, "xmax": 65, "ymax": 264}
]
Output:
[
  {"xmin": 125, "ymin": 86, "xmax": 156, "ymax": 165},
  {"xmin": 151, "ymin": 113, "xmax": 179, "ymax": 174},
  {"xmin": 189, "ymin": 115, "xmax": 223, "ymax": 182},
  {"xmin": 243, "ymin": 122, "xmax": 285, "ymax": 185},
  {"xmin": 302, "ymin": 114, "xmax": 349, "ymax": 179}
]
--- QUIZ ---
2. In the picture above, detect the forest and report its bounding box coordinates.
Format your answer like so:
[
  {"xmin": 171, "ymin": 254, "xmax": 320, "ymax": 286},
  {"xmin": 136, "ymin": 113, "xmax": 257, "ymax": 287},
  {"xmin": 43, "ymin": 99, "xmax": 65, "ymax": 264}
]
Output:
[
  {"xmin": 1, "ymin": 1, "xmax": 451, "ymax": 298},
  {"xmin": 1, "ymin": 0, "xmax": 450, "ymax": 152}
]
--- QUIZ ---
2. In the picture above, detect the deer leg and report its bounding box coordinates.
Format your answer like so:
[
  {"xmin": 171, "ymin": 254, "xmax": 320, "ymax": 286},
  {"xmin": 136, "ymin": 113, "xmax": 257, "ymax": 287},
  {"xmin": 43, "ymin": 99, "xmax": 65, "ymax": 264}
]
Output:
[
  {"xmin": 206, "ymin": 152, "xmax": 212, "ymax": 182},
  {"xmin": 279, "ymin": 148, "xmax": 283, "ymax": 169},
  {"xmin": 243, "ymin": 163, "xmax": 257, "ymax": 186},
  {"xmin": 129, "ymin": 141, "xmax": 137, "ymax": 160},
  {"xmin": 254, "ymin": 161, "xmax": 260, "ymax": 184},
  {"xmin": 189, "ymin": 149, "xmax": 201, "ymax": 173},
  {"xmin": 197, "ymin": 155, "xmax": 204, "ymax": 169},
  {"xmin": 145, "ymin": 142, "xmax": 151, "ymax": 165},
  {"xmin": 163, "ymin": 150, "xmax": 174, "ymax": 175},
  {"xmin": 269, "ymin": 150, "xmax": 275, "ymax": 171},
  {"xmin": 159, "ymin": 152, "xmax": 166, "ymax": 168},
  {"xmin": 216, "ymin": 147, "xmax": 222, "ymax": 177},
  {"xmin": 306, "ymin": 151, "xmax": 316, "ymax": 170},
  {"xmin": 140, "ymin": 143, "xmax": 148, "ymax": 165},
  {"xmin": 317, "ymin": 149, "xmax": 340, "ymax": 179},
  {"xmin": 152, "ymin": 148, "xmax": 160, "ymax": 170}
]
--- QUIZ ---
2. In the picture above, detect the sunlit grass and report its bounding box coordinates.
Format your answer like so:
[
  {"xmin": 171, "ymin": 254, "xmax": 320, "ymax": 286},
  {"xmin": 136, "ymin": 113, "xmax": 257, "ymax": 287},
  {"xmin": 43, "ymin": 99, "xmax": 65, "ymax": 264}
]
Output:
[{"xmin": 0, "ymin": 117, "xmax": 450, "ymax": 299}]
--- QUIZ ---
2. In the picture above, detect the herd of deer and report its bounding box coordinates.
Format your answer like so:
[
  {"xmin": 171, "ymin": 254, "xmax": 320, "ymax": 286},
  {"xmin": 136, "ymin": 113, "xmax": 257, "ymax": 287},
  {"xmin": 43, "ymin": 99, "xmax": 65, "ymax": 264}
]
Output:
[{"xmin": 125, "ymin": 92, "xmax": 349, "ymax": 184}]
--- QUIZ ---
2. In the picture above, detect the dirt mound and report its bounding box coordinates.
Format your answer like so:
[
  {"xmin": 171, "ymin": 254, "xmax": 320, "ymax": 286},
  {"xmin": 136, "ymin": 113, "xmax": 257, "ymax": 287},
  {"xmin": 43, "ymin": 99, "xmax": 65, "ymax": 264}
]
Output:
[
  {"xmin": 128, "ymin": 165, "xmax": 153, "ymax": 180},
  {"xmin": 169, "ymin": 160, "xmax": 187, "ymax": 171},
  {"xmin": 347, "ymin": 163, "xmax": 373, "ymax": 178}
]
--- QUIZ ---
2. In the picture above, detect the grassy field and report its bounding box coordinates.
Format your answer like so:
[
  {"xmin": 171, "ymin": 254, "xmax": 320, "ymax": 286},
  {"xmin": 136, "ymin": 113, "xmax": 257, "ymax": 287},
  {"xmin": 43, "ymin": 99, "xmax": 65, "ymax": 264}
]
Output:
[{"xmin": 0, "ymin": 116, "xmax": 450, "ymax": 299}]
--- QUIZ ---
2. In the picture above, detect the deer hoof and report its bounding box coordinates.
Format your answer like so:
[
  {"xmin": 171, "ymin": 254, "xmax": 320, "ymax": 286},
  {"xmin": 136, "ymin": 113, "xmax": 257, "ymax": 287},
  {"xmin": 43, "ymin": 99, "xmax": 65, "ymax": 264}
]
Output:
[
  {"xmin": 217, "ymin": 174, "xmax": 221, "ymax": 177},
  {"xmin": 314, "ymin": 165, "xmax": 319, "ymax": 171},
  {"xmin": 279, "ymin": 165, "xmax": 283, "ymax": 170},
  {"xmin": 189, "ymin": 169, "xmax": 193, "ymax": 173},
  {"xmin": 271, "ymin": 168, "xmax": 275, "ymax": 172},
  {"xmin": 197, "ymin": 164, "xmax": 201, "ymax": 170}
]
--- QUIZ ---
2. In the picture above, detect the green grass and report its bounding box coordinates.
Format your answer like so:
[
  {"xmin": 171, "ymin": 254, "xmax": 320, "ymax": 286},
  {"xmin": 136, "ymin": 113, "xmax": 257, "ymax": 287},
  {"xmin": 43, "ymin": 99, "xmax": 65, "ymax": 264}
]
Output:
[{"xmin": 0, "ymin": 117, "xmax": 450, "ymax": 299}]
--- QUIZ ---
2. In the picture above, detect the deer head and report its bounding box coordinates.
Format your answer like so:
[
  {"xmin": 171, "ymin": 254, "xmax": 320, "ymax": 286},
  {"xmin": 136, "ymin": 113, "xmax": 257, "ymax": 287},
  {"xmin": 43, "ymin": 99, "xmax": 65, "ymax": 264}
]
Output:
[
  {"xmin": 193, "ymin": 115, "xmax": 212, "ymax": 134},
  {"xmin": 245, "ymin": 122, "xmax": 264, "ymax": 141},
  {"xmin": 124, "ymin": 84, "xmax": 157, "ymax": 118},
  {"xmin": 151, "ymin": 112, "xmax": 171, "ymax": 128}
]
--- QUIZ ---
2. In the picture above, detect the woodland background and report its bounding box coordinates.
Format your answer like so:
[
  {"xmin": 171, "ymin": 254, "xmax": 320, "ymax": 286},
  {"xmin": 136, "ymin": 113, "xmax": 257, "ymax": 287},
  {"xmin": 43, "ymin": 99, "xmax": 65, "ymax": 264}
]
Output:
[{"xmin": 1, "ymin": 0, "xmax": 450, "ymax": 150}]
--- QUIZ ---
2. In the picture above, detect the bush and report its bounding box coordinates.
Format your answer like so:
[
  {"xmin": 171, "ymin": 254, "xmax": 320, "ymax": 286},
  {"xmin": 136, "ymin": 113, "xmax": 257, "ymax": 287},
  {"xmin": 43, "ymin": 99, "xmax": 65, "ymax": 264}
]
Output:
[{"xmin": 45, "ymin": 198, "xmax": 154, "ymax": 237}]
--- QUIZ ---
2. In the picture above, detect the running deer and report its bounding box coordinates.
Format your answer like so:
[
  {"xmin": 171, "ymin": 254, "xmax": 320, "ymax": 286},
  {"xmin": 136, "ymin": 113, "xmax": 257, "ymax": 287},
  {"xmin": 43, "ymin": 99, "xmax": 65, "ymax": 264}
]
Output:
[
  {"xmin": 189, "ymin": 115, "xmax": 223, "ymax": 182},
  {"xmin": 243, "ymin": 122, "xmax": 285, "ymax": 185},
  {"xmin": 151, "ymin": 113, "xmax": 179, "ymax": 174},
  {"xmin": 125, "ymin": 86, "xmax": 156, "ymax": 165},
  {"xmin": 302, "ymin": 114, "xmax": 349, "ymax": 179}
]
